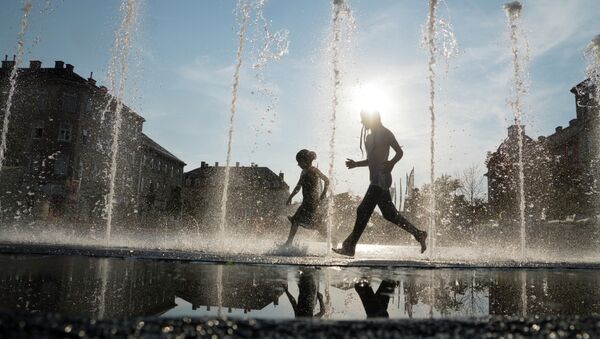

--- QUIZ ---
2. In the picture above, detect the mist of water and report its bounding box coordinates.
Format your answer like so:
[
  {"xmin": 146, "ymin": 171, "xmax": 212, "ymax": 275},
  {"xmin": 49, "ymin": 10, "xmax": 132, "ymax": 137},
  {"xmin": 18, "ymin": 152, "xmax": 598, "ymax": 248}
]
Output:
[
  {"xmin": 104, "ymin": 0, "xmax": 140, "ymax": 242},
  {"xmin": 0, "ymin": 0, "xmax": 33, "ymax": 175},
  {"xmin": 219, "ymin": 0, "xmax": 251, "ymax": 238},
  {"xmin": 503, "ymin": 1, "xmax": 528, "ymax": 260}
]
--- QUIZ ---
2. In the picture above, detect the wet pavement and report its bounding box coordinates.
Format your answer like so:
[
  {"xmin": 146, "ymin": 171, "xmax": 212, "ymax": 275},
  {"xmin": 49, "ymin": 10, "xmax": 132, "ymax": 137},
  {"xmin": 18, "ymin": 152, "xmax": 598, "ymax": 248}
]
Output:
[{"xmin": 1, "ymin": 253, "xmax": 599, "ymax": 321}]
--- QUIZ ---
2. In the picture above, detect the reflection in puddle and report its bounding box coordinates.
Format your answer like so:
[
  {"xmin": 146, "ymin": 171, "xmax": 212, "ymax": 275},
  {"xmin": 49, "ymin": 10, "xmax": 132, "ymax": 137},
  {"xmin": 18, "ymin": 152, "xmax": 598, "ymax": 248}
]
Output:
[{"xmin": 0, "ymin": 254, "xmax": 599, "ymax": 320}]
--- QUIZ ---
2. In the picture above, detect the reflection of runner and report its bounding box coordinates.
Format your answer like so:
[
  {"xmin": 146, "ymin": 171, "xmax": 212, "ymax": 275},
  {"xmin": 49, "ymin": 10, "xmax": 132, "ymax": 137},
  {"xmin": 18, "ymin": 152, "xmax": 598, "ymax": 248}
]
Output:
[
  {"xmin": 354, "ymin": 279, "xmax": 397, "ymax": 318},
  {"xmin": 333, "ymin": 110, "xmax": 427, "ymax": 256},
  {"xmin": 283, "ymin": 269, "xmax": 325, "ymax": 318}
]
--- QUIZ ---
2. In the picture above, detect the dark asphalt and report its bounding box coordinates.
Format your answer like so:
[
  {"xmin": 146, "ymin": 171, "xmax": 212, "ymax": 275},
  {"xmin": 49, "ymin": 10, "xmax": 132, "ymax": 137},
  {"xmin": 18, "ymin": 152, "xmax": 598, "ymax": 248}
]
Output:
[{"xmin": 1, "ymin": 310, "xmax": 600, "ymax": 338}]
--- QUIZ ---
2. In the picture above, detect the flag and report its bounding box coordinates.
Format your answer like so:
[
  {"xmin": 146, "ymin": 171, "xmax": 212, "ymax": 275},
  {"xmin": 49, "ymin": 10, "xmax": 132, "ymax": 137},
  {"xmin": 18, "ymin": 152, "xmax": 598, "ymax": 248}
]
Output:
[{"xmin": 399, "ymin": 177, "xmax": 403, "ymax": 211}]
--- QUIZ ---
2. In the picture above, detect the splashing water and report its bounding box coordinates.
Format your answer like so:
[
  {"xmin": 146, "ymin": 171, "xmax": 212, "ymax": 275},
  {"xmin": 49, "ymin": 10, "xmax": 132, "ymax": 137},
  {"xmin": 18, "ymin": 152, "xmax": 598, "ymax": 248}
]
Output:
[
  {"xmin": 503, "ymin": 1, "xmax": 528, "ymax": 261},
  {"xmin": 326, "ymin": 0, "xmax": 354, "ymax": 254},
  {"xmin": 0, "ymin": 0, "xmax": 33, "ymax": 175},
  {"xmin": 421, "ymin": 0, "xmax": 457, "ymax": 257},
  {"xmin": 587, "ymin": 35, "xmax": 600, "ymax": 95},
  {"xmin": 104, "ymin": 0, "xmax": 140, "ymax": 242},
  {"xmin": 585, "ymin": 35, "xmax": 600, "ymax": 212},
  {"xmin": 249, "ymin": 0, "xmax": 289, "ymax": 153},
  {"xmin": 219, "ymin": 0, "xmax": 251, "ymax": 238},
  {"xmin": 424, "ymin": 0, "xmax": 438, "ymax": 258}
]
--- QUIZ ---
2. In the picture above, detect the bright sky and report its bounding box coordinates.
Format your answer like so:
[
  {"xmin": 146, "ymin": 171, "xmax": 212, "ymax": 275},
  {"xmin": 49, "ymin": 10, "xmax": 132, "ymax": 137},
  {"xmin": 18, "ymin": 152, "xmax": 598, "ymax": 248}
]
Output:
[{"xmin": 1, "ymin": 0, "xmax": 599, "ymax": 197}]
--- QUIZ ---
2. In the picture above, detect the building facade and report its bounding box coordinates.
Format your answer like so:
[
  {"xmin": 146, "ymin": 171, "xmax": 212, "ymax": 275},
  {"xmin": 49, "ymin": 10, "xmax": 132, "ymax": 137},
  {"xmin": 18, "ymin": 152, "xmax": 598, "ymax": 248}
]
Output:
[
  {"xmin": 0, "ymin": 58, "xmax": 183, "ymax": 227},
  {"xmin": 183, "ymin": 162, "xmax": 289, "ymax": 234},
  {"xmin": 138, "ymin": 133, "xmax": 186, "ymax": 222},
  {"xmin": 486, "ymin": 79, "xmax": 599, "ymax": 221}
]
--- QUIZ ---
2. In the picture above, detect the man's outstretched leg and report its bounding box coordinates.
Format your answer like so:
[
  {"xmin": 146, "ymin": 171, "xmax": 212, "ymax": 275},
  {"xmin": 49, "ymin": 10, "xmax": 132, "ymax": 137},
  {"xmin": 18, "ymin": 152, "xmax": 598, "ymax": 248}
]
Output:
[
  {"xmin": 333, "ymin": 186, "xmax": 381, "ymax": 256},
  {"xmin": 378, "ymin": 190, "xmax": 427, "ymax": 253}
]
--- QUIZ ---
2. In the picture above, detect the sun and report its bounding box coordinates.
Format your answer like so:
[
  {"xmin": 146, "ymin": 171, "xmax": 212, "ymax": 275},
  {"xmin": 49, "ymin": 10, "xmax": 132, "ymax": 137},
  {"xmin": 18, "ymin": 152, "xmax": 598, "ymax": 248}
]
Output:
[{"xmin": 352, "ymin": 82, "xmax": 393, "ymax": 117}]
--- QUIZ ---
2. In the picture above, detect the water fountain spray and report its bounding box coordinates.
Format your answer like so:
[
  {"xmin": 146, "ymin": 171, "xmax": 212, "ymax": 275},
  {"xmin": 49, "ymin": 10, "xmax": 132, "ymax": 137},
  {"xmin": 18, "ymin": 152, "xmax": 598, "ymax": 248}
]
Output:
[
  {"xmin": 103, "ymin": 0, "xmax": 140, "ymax": 242},
  {"xmin": 326, "ymin": 0, "xmax": 354, "ymax": 254},
  {"xmin": 249, "ymin": 0, "xmax": 289, "ymax": 153},
  {"xmin": 585, "ymin": 35, "xmax": 600, "ymax": 215},
  {"xmin": 0, "ymin": 0, "xmax": 32, "ymax": 175},
  {"xmin": 424, "ymin": 0, "xmax": 438, "ymax": 257},
  {"xmin": 503, "ymin": 1, "xmax": 528, "ymax": 260},
  {"xmin": 219, "ymin": 0, "xmax": 251, "ymax": 239}
]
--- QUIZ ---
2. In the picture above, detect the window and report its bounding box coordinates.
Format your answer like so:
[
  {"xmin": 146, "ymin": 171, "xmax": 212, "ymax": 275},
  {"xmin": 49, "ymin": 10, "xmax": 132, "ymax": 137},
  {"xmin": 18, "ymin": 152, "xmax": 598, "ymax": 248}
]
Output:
[
  {"xmin": 35, "ymin": 90, "xmax": 48, "ymax": 110},
  {"xmin": 82, "ymin": 129, "xmax": 90, "ymax": 144},
  {"xmin": 54, "ymin": 154, "xmax": 68, "ymax": 176},
  {"xmin": 84, "ymin": 96, "xmax": 93, "ymax": 113},
  {"xmin": 32, "ymin": 121, "xmax": 44, "ymax": 139},
  {"xmin": 62, "ymin": 93, "xmax": 78, "ymax": 113},
  {"xmin": 58, "ymin": 122, "xmax": 72, "ymax": 142}
]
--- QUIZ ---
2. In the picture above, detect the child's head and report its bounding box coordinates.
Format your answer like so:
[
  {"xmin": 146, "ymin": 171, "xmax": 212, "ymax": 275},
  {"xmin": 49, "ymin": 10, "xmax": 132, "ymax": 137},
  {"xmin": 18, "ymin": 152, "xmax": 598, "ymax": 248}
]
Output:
[{"xmin": 296, "ymin": 149, "xmax": 316, "ymax": 169}]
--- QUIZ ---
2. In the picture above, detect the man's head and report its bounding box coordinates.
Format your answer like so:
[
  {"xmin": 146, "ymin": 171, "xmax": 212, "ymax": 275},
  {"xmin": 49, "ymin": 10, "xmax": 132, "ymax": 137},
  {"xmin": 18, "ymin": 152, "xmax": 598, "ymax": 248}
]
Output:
[{"xmin": 360, "ymin": 110, "xmax": 381, "ymax": 130}]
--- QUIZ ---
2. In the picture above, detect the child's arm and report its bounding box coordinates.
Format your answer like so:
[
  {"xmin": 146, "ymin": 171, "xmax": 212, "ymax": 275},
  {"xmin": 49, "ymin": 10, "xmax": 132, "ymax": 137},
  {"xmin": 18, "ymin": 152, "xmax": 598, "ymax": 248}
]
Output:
[
  {"xmin": 346, "ymin": 158, "xmax": 368, "ymax": 169},
  {"xmin": 314, "ymin": 168, "xmax": 329, "ymax": 201},
  {"xmin": 286, "ymin": 179, "xmax": 302, "ymax": 205}
]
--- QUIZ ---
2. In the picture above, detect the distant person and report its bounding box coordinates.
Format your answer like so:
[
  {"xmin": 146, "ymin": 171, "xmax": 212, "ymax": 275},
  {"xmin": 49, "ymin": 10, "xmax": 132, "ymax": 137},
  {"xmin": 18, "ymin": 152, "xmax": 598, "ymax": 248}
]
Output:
[
  {"xmin": 354, "ymin": 279, "xmax": 397, "ymax": 318},
  {"xmin": 283, "ymin": 149, "xmax": 329, "ymax": 246},
  {"xmin": 283, "ymin": 268, "xmax": 325, "ymax": 318},
  {"xmin": 333, "ymin": 110, "xmax": 427, "ymax": 256}
]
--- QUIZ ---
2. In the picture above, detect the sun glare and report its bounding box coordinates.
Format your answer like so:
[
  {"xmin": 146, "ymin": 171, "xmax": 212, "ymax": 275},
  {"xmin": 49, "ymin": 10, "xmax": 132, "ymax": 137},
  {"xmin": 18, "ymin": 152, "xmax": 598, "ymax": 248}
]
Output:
[{"xmin": 353, "ymin": 82, "xmax": 393, "ymax": 118}]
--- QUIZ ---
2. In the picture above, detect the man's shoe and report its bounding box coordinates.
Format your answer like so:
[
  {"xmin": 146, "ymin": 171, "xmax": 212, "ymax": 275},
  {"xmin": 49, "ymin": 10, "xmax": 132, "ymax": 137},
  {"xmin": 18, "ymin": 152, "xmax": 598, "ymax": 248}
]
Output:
[
  {"xmin": 332, "ymin": 246, "xmax": 355, "ymax": 257},
  {"xmin": 416, "ymin": 231, "xmax": 427, "ymax": 253}
]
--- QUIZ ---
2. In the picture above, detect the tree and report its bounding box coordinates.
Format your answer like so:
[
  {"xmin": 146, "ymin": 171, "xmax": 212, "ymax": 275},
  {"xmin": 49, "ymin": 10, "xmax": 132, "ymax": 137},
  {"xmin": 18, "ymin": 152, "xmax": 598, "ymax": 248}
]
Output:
[{"xmin": 457, "ymin": 164, "xmax": 486, "ymax": 206}]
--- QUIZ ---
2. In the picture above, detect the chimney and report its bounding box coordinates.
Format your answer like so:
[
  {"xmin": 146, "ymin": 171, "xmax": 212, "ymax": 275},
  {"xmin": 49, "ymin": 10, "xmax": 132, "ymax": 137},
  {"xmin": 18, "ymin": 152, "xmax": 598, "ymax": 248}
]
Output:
[
  {"xmin": 215, "ymin": 162, "xmax": 219, "ymax": 167},
  {"xmin": 507, "ymin": 125, "xmax": 525, "ymax": 139},
  {"xmin": 279, "ymin": 172, "xmax": 284, "ymax": 181},
  {"xmin": 201, "ymin": 161, "xmax": 206, "ymax": 168},
  {"xmin": 87, "ymin": 72, "xmax": 96, "ymax": 86},
  {"xmin": 555, "ymin": 126, "xmax": 563, "ymax": 133},
  {"xmin": 236, "ymin": 162, "xmax": 240, "ymax": 167},
  {"xmin": 29, "ymin": 60, "xmax": 41, "ymax": 70},
  {"xmin": 65, "ymin": 64, "xmax": 74, "ymax": 73},
  {"xmin": 2, "ymin": 55, "xmax": 15, "ymax": 69},
  {"xmin": 54, "ymin": 60, "xmax": 64, "ymax": 69}
]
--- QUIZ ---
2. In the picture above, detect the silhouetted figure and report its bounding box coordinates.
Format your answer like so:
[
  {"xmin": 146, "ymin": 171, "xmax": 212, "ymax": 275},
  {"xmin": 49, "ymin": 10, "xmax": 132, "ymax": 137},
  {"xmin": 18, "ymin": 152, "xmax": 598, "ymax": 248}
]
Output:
[
  {"xmin": 284, "ymin": 149, "xmax": 329, "ymax": 246},
  {"xmin": 333, "ymin": 111, "xmax": 427, "ymax": 256},
  {"xmin": 354, "ymin": 279, "xmax": 396, "ymax": 318},
  {"xmin": 283, "ymin": 269, "xmax": 325, "ymax": 318}
]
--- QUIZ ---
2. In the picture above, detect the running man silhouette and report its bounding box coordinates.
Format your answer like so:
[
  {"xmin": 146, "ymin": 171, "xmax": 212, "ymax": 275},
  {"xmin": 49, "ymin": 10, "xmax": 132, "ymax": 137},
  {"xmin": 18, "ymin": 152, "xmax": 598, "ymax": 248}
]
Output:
[{"xmin": 333, "ymin": 110, "xmax": 427, "ymax": 256}]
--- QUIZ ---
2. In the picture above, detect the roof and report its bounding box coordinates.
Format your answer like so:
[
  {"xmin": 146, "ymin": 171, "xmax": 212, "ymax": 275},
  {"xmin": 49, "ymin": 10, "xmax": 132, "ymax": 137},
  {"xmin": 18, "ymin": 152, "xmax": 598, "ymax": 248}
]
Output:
[
  {"xmin": 185, "ymin": 165, "xmax": 289, "ymax": 189},
  {"xmin": 142, "ymin": 133, "xmax": 186, "ymax": 165},
  {"xmin": 0, "ymin": 61, "xmax": 145, "ymax": 123}
]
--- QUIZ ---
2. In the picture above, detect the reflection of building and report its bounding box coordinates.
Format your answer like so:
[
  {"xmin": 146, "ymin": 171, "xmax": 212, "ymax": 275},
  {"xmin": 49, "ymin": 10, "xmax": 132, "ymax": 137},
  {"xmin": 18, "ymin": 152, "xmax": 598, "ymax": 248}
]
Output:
[
  {"xmin": 486, "ymin": 79, "xmax": 599, "ymax": 220},
  {"xmin": 0, "ymin": 59, "xmax": 183, "ymax": 225},
  {"xmin": 0, "ymin": 255, "xmax": 177, "ymax": 319},
  {"xmin": 489, "ymin": 270, "xmax": 600, "ymax": 317},
  {"xmin": 175, "ymin": 264, "xmax": 284, "ymax": 313},
  {"xmin": 182, "ymin": 162, "xmax": 289, "ymax": 232}
]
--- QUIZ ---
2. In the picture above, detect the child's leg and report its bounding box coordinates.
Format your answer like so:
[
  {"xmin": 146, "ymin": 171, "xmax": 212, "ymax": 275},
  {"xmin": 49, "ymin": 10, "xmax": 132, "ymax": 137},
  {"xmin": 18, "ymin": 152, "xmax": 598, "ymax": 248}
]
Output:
[{"xmin": 285, "ymin": 218, "xmax": 299, "ymax": 246}]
